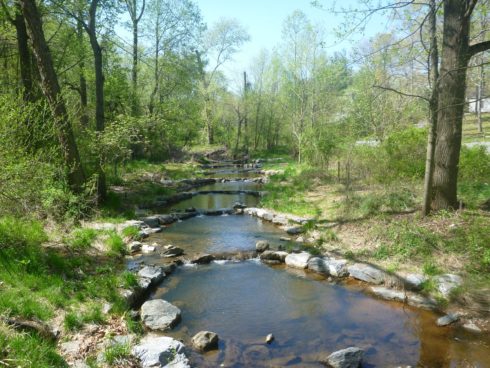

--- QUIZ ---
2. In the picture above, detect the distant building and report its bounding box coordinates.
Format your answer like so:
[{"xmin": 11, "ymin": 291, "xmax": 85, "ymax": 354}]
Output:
[{"xmin": 468, "ymin": 97, "xmax": 490, "ymax": 113}]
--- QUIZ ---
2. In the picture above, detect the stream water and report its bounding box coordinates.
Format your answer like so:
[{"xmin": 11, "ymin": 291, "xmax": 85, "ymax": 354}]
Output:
[{"xmin": 143, "ymin": 175, "xmax": 490, "ymax": 367}]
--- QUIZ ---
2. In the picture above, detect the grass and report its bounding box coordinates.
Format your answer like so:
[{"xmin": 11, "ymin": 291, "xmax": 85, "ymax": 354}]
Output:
[
  {"xmin": 105, "ymin": 232, "xmax": 126, "ymax": 256},
  {"xmin": 66, "ymin": 228, "xmax": 98, "ymax": 249},
  {"xmin": 103, "ymin": 342, "xmax": 132, "ymax": 366}
]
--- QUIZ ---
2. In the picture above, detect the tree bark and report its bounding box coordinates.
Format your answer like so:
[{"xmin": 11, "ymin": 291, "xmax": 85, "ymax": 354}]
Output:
[
  {"xmin": 422, "ymin": 0, "xmax": 439, "ymax": 216},
  {"xmin": 14, "ymin": 2, "xmax": 33, "ymax": 101},
  {"xmin": 432, "ymin": 0, "xmax": 471, "ymax": 210},
  {"xmin": 77, "ymin": 17, "xmax": 89, "ymax": 127},
  {"xmin": 19, "ymin": 0, "xmax": 85, "ymax": 192}
]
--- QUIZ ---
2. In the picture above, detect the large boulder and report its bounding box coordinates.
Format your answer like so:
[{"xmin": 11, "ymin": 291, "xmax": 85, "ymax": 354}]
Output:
[
  {"xmin": 255, "ymin": 240, "xmax": 270, "ymax": 253},
  {"xmin": 322, "ymin": 347, "xmax": 364, "ymax": 368},
  {"xmin": 285, "ymin": 252, "xmax": 312, "ymax": 269},
  {"xmin": 192, "ymin": 331, "xmax": 219, "ymax": 352},
  {"xmin": 435, "ymin": 274, "xmax": 462, "ymax": 298},
  {"xmin": 348, "ymin": 264, "xmax": 385, "ymax": 284},
  {"xmin": 132, "ymin": 335, "xmax": 190, "ymax": 368},
  {"xmin": 141, "ymin": 299, "xmax": 181, "ymax": 331}
]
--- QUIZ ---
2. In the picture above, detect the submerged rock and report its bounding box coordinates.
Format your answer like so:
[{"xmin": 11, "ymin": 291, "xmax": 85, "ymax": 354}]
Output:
[
  {"xmin": 141, "ymin": 299, "xmax": 181, "ymax": 331},
  {"xmin": 192, "ymin": 331, "xmax": 219, "ymax": 352},
  {"xmin": 285, "ymin": 252, "xmax": 312, "ymax": 269},
  {"xmin": 322, "ymin": 346, "xmax": 364, "ymax": 368},
  {"xmin": 348, "ymin": 264, "xmax": 385, "ymax": 284},
  {"xmin": 132, "ymin": 335, "xmax": 190, "ymax": 368},
  {"xmin": 255, "ymin": 240, "xmax": 270, "ymax": 252}
]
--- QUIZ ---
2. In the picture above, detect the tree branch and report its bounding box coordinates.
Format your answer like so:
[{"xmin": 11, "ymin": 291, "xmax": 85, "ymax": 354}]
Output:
[
  {"xmin": 373, "ymin": 84, "xmax": 430, "ymax": 102},
  {"xmin": 468, "ymin": 40, "xmax": 490, "ymax": 58}
]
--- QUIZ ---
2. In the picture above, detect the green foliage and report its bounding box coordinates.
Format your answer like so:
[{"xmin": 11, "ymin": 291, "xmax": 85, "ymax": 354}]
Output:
[
  {"xmin": 67, "ymin": 228, "xmax": 98, "ymax": 249},
  {"xmin": 459, "ymin": 146, "xmax": 490, "ymax": 183},
  {"xmin": 121, "ymin": 226, "xmax": 140, "ymax": 239},
  {"xmin": 64, "ymin": 312, "xmax": 83, "ymax": 331},
  {"xmin": 105, "ymin": 232, "xmax": 126, "ymax": 256},
  {"xmin": 103, "ymin": 342, "xmax": 131, "ymax": 366},
  {"xmin": 121, "ymin": 271, "xmax": 138, "ymax": 289}
]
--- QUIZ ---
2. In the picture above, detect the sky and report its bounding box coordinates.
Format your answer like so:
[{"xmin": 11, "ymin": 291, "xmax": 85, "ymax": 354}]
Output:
[{"xmin": 194, "ymin": 0, "xmax": 389, "ymax": 81}]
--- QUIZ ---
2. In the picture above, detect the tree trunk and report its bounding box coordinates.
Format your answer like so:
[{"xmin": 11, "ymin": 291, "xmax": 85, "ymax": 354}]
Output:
[
  {"xmin": 432, "ymin": 0, "xmax": 471, "ymax": 210},
  {"xmin": 422, "ymin": 0, "xmax": 439, "ymax": 216},
  {"xmin": 131, "ymin": 19, "xmax": 139, "ymax": 115},
  {"xmin": 14, "ymin": 2, "xmax": 33, "ymax": 102},
  {"xmin": 19, "ymin": 0, "xmax": 85, "ymax": 192},
  {"xmin": 88, "ymin": 0, "xmax": 107, "ymax": 202},
  {"xmin": 77, "ymin": 18, "xmax": 89, "ymax": 127}
]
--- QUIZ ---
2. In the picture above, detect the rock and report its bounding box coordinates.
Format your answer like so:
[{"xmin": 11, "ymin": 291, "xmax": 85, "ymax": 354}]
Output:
[
  {"xmin": 325, "ymin": 259, "xmax": 348, "ymax": 277},
  {"xmin": 142, "ymin": 243, "xmax": 156, "ymax": 253},
  {"xmin": 161, "ymin": 263, "xmax": 177, "ymax": 274},
  {"xmin": 285, "ymin": 252, "xmax": 312, "ymax": 269},
  {"xmin": 132, "ymin": 335, "xmax": 190, "ymax": 368},
  {"xmin": 286, "ymin": 226, "xmax": 304, "ymax": 235},
  {"xmin": 191, "ymin": 254, "xmax": 215, "ymax": 264},
  {"xmin": 322, "ymin": 347, "xmax": 364, "ymax": 368},
  {"xmin": 156, "ymin": 214, "xmax": 177, "ymax": 225},
  {"xmin": 138, "ymin": 266, "xmax": 165, "ymax": 286},
  {"xmin": 405, "ymin": 273, "xmax": 427, "ymax": 291},
  {"xmin": 60, "ymin": 340, "xmax": 81, "ymax": 356},
  {"xmin": 140, "ymin": 227, "xmax": 162, "ymax": 237},
  {"xmin": 273, "ymin": 216, "xmax": 289, "ymax": 226},
  {"xmin": 141, "ymin": 300, "xmax": 181, "ymax": 331},
  {"xmin": 72, "ymin": 361, "xmax": 90, "ymax": 368},
  {"xmin": 192, "ymin": 331, "xmax": 219, "ymax": 352},
  {"xmin": 280, "ymin": 236, "xmax": 291, "ymax": 241},
  {"xmin": 435, "ymin": 274, "xmax": 463, "ymax": 298},
  {"xmin": 162, "ymin": 244, "xmax": 184, "ymax": 257},
  {"xmin": 102, "ymin": 303, "xmax": 112, "ymax": 314},
  {"xmin": 437, "ymin": 313, "xmax": 460, "ymax": 326},
  {"xmin": 128, "ymin": 241, "xmax": 142, "ymax": 253},
  {"xmin": 265, "ymin": 333, "xmax": 274, "ymax": 344},
  {"xmin": 308, "ymin": 257, "xmax": 329, "ymax": 274},
  {"xmin": 348, "ymin": 264, "xmax": 385, "ymax": 284},
  {"xmin": 260, "ymin": 250, "xmax": 289, "ymax": 263},
  {"xmin": 141, "ymin": 216, "xmax": 161, "ymax": 228},
  {"xmin": 463, "ymin": 321, "xmax": 481, "ymax": 332},
  {"xmin": 138, "ymin": 277, "xmax": 151, "ymax": 290},
  {"xmin": 370, "ymin": 287, "xmax": 437, "ymax": 310},
  {"xmin": 296, "ymin": 236, "xmax": 305, "ymax": 243},
  {"xmin": 255, "ymin": 240, "xmax": 270, "ymax": 252}
]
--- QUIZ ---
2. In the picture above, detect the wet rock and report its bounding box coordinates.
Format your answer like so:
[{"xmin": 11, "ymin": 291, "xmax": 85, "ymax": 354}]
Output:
[
  {"xmin": 463, "ymin": 321, "xmax": 482, "ymax": 332},
  {"xmin": 141, "ymin": 299, "xmax": 181, "ymax": 331},
  {"xmin": 405, "ymin": 273, "xmax": 427, "ymax": 291},
  {"xmin": 255, "ymin": 240, "xmax": 270, "ymax": 252},
  {"xmin": 191, "ymin": 254, "xmax": 215, "ymax": 264},
  {"xmin": 141, "ymin": 216, "xmax": 161, "ymax": 228},
  {"xmin": 192, "ymin": 331, "xmax": 219, "ymax": 352},
  {"xmin": 308, "ymin": 257, "xmax": 329, "ymax": 274},
  {"xmin": 132, "ymin": 335, "xmax": 190, "ymax": 368},
  {"xmin": 437, "ymin": 313, "xmax": 460, "ymax": 326},
  {"xmin": 286, "ymin": 226, "xmax": 304, "ymax": 235},
  {"xmin": 140, "ymin": 227, "xmax": 162, "ymax": 237},
  {"xmin": 322, "ymin": 346, "xmax": 364, "ymax": 368},
  {"xmin": 138, "ymin": 266, "xmax": 165, "ymax": 286},
  {"xmin": 162, "ymin": 244, "xmax": 184, "ymax": 258},
  {"xmin": 296, "ymin": 236, "xmax": 305, "ymax": 243},
  {"xmin": 285, "ymin": 252, "xmax": 312, "ymax": 269},
  {"xmin": 435, "ymin": 274, "xmax": 462, "ymax": 298},
  {"xmin": 128, "ymin": 241, "xmax": 142, "ymax": 253},
  {"xmin": 156, "ymin": 214, "xmax": 176, "ymax": 225},
  {"xmin": 326, "ymin": 259, "xmax": 349, "ymax": 277},
  {"xmin": 266, "ymin": 333, "xmax": 274, "ymax": 344},
  {"xmin": 280, "ymin": 236, "xmax": 291, "ymax": 241},
  {"xmin": 260, "ymin": 250, "xmax": 289, "ymax": 263},
  {"xmin": 348, "ymin": 264, "xmax": 385, "ymax": 284},
  {"xmin": 142, "ymin": 243, "xmax": 156, "ymax": 253},
  {"xmin": 273, "ymin": 216, "xmax": 289, "ymax": 226},
  {"xmin": 370, "ymin": 286, "xmax": 437, "ymax": 310}
]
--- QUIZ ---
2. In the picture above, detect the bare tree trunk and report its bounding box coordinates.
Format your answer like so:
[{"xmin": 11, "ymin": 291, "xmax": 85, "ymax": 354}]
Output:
[
  {"xmin": 125, "ymin": 0, "xmax": 144, "ymax": 116},
  {"xmin": 19, "ymin": 0, "xmax": 85, "ymax": 192},
  {"xmin": 422, "ymin": 0, "xmax": 439, "ymax": 216},
  {"xmin": 77, "ymin": 17, "xmax": 89, "ymax": 127},
  {"xmin": 432, "ymin": 0, "xmax": 471, "ymax": 210},
  {"xmin": 14, "ymin": 2, "xmax": 33, "ymax": 101}
]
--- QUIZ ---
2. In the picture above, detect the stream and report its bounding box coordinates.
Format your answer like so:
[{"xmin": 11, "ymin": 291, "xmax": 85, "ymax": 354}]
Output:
[{"xmin": 136, "ymin": 170, "xmax": 490, "ymax": 367}]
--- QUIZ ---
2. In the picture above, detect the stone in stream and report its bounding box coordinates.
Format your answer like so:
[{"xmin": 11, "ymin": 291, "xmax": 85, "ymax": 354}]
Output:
[
  {"xmin": 285, "ymin": 252, "xmax": 312, "ymax": 269},
  {"xmin": 141, "ymin": 216, "xmax": 161, "ymax": 228},
  {"xmin": 128, "ymin": 241, "xmax": 142, "ymax": 253},
  {"xmin": 327, "ymin": 259, "xmax": 349, "ymax": 277},
  {"xmin": 435, "ymin": 274, "xmax": 463, "ymax": 298},
  {"xmin": 285, "ymin": 226, "xmax": 304, "ymax": 235},
  {"xmin": 437, "ymin": 313, "xmax": 460, "ymax": 326},
  {"xmin": 348, "ymin": 263, "xmax": 385, "ymax": 284},
  {"xmin": 141, "ymin": 299, "xmax": 181, "ymax": 331},
  {"xmin": 255, "ymin": 240, "xmax": 270, "ymax": 253},
  {"xmin": 260, "ymin": 250, "xmax": 289, "ymax": 263},
  {"xmin": 141, "ymin": 243, "xmax": 156, "ymax": 253},
  {"xmin": 192, "ymin": 331, "xmax": 219, "ymax": 352},
  {"xmin": 322, "ymin": 347, "xmax": 364, "ymax": 368},
  {"xmin": 191, "ymin": 254, "xmax": 215, "ymax": 264},
  {"xmin": 405, "ymin": 273, "xmax": 427, "ymax": 291},
  {"xmin": 370, "ymin": 286, "xmax": 437, "ymax": 310},
  {"xmin": 138, "ymin": 266, "xmax": 165, "ymax": 286},
  {"xmin": 162, "ymin": 244, "xmax": 184, "ymax": 257},
  {"xmin": 307, "ymin": 257, "xmax": 329, "ymax": 274},
  {"xmin": 132, "ymin": 335, "xmax": 190, "ymax": 368},
  {"xmin": 265, "ymin": 333, "xmax": 274, "ymax": 344}
]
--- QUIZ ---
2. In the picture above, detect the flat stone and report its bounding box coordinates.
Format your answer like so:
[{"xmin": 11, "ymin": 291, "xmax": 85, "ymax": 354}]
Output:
[
  {"xmin": 308, "ymin": 257, "xmax": 329, "ymax": 274},
  {"xmin": 322, "ymin": 346, "xmax": 364, "ymax": 368},
  {"xmin": 162, "ymin": 244, "xmax": 184, "ymax": 257},
  {"xmin": 141, "ymin": 216, "xmax": 161, "ymax": 228},
  {"xmin": 435, "ymin": 274, "xmax": 463, "ymax": 298},
  {"xmin": 348, "ymin": 263, "xmax": 385, "ymax": 284},
  {"xmin": 326, "ymin": 259, "xmax": 348, "ymax": 277},
  {"xmin": 60, "ymin": 340, "xmax": 81, "ymax": 356},
  {"xmin": 192, "ymin": 331, "xmax": 219, "ymax": 352},
  {"xmin": 405, "ymin": 273, "xmax": 427, "ymax": 291},
  {"xmin": 437, "ymin": 313, "xmax": 460, "ymax": 326},
  {"xmin": 156, "ymin": 214, "xmax": 177, "ymax": 225},
  {"xmin": 132, "ymin": 335, "xmax": 190, "ymax": 368},
  {"xmin": 463, "ymin": 321, "xmax": 482, "ymax": 332},
  {"xmin": 255, "ymin": 240, "xmax": 270, "ymax": 252},
  {"xmin": 191, "ymin": 254, "xmax": 215, "ymax": 264},
  {"xmin": 370, "ymin": 287, "xmax": 437, "ymax": 310},
  {"xmin": 141, "ymin": 299, "xmax": 181, "ymax": 331},
  {"xmin": 260, "ymin": 250, "xmax": 289, "ymax": 263},
  {"xmin": 280, "ymin": 236, "xmax": 291, "ymax": 241},
  {"xmin": 128, "ymin": 241, "xmax": 142, "ymax": 253},
  {"xmin": 142, "ymin": 243, "xmax": 156, "ymax": 253},
  {"xmin": 138, "ymin": 266, "xmax": 165, "ymax": 285},
  {"xmin": 285, "ymin": 252, "xmax": 312, "ymax": 269}
]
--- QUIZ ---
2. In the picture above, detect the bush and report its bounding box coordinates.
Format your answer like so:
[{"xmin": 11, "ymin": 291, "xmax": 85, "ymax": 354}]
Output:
[{"xmin": 459, "ymin": 146, "xmax": 490, "ymax": 183}]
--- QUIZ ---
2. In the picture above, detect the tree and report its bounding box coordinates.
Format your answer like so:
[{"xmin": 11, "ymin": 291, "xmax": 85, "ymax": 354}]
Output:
[{"xmin": 18, "ymin": 0, "xmax": 85, "ymax": 192}]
